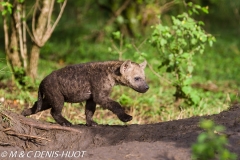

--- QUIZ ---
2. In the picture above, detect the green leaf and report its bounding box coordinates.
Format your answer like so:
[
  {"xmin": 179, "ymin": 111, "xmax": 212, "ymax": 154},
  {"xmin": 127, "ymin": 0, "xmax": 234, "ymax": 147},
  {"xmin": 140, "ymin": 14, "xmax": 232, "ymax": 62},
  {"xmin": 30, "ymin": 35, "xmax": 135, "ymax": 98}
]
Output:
[
  {"xmin": 182, "ymin": 86, "xmax": 192, "ymax": 94},
  {"xmin": 194, "ymin": 5, "xmax": 201, "ymax": 9},
  {"xmin": 200, "ymin": 36, "xmax": 207, "ymax": 42},
  {"xmin": 190, "ymin": 93, "xmax": 200, "ymax": 104},
  {"xmin": 57, "ymin": 0, "xmax": 65, "ymax": 3},
  {"xmin": 200, "ymin": 120, "xmax": 214, "ymax": 130},
  {"xmin": 160, "ymin": 39, "xmax": 167, "ymax": 47},
  {"xmin": 112, "ymin": 31, "xmax": 121, "ymax": 40},
  {"xmin": 141, "ymin": 52, "xmax": 148, "ymax": 58},
  {"xmin": 183, "ymin": 78, "xmax": 192, "ymax": 85},
  {"xmin": 1, "ymin": 2, "xmax": 13, "ymax": 15},
  {"xmin": 108, "ymin": 47, "xmax": 112, "ymax": 52},
  {"xmin": 197, "ymin": 133, "xmax": 208, "ymax": 143},
  {"xmin": 214, "ymin": 125, "xmax": 225, "ymax": 132},
  {"xmin": 2, "ymin": 10, "xmax": 7, "ymax": 16},
  {"xmin": 118, "ymin": 94, "xmax": 133, "ymax": 106},
  {"xmin": 187, "ymin": 2, "xmax": 193, "ymax": 7},
  {"xmin": 209, "ymin": 40, "xmax": 213, "ymax": 47},
  {"xmin": 125, "ymin": 43, "xmax": 132, "ymax": 49},
  {"xmin": 191, "ymin": 38, "xmax": 197, "ymax": 45},
  {"xmin": 198, "ymin": 21, "xmax": 205, "ymax": 26},
  {"xmin": 7, "ymin": 6, "xmax": 12, "ymax": 14},
  {"xmin": 201, "ymin": 7, "xmax": 209, "ymax": 14},
  {"xmin": 187, "ymin": 65, "xmax": 194, "ymax": 73}
]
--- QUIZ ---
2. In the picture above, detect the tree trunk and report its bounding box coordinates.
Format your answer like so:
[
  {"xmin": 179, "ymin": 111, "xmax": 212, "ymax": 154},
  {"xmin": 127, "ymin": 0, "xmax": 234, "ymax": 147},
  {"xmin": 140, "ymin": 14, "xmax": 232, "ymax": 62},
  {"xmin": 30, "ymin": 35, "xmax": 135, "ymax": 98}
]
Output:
[
  {"xmin": 28, "ymin": 44, "xmax": 40, "ymax": 80},
  {"xmin": 5, "ymin": 16, "xmax": 22, "ymax": 71},
  {"xmin": 27, "ymin": 0, "xmax": 51, "ymax": 79}
]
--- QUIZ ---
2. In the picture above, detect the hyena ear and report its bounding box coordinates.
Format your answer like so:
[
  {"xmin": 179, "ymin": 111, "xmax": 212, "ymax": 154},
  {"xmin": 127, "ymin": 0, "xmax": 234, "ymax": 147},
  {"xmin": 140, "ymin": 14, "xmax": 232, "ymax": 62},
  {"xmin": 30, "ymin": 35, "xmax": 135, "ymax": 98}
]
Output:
[
  {"xmin": 139, "ymin": 60, "xmax": 147, "ymax": 69},
  {"xmin": 120, "ymin": 60, "xmax": 132, "ymax": 75}
]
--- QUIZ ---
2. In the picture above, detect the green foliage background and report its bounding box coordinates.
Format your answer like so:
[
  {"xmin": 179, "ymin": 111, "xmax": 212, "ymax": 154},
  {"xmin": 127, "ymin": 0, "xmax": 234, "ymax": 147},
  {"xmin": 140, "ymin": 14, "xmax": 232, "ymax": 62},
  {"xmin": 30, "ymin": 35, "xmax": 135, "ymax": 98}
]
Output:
[{"xmin": 0, "ymin": 0, "xmax": 239, "ymax": 125}]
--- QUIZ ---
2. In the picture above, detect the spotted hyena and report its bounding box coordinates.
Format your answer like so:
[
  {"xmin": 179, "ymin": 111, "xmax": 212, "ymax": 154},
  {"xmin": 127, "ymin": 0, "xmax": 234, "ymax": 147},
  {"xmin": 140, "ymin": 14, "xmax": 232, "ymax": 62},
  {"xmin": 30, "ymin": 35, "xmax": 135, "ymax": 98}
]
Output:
[{"xmin": 22, "ymin": 60, "xmax": 149, "ymax": 126}]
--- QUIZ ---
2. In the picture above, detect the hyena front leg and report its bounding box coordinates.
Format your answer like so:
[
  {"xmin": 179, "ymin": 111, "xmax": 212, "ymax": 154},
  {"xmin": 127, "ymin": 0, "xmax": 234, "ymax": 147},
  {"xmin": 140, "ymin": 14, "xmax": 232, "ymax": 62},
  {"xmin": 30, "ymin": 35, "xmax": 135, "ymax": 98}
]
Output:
[
  {"xmin": 107, "ymin": 100, "xmax": 133, "ymax": 122},
  {"xmin": 94, "ymin": 96, "xmax": 132, "ymax": 122}
]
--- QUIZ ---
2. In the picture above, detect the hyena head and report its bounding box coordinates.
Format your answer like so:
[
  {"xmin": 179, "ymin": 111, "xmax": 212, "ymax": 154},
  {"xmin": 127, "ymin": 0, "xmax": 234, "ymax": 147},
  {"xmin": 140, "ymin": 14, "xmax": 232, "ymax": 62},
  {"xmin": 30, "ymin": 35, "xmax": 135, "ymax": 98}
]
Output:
[{"xmin": 120, "ymin": 60, "xmax": 149, "ymax": 93}]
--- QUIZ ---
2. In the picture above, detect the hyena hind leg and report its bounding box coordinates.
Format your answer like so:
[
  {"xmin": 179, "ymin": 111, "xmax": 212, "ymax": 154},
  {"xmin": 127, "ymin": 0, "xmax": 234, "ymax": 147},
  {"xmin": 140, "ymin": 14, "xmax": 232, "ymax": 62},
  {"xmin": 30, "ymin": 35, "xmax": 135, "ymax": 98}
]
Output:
[
  {"xmin": 50, "ymin": 107, "xmax": 72, "ymax": 127},
  {"xmin": 85, "ymin": 99, "xmax": 97, "ymax": 126}
]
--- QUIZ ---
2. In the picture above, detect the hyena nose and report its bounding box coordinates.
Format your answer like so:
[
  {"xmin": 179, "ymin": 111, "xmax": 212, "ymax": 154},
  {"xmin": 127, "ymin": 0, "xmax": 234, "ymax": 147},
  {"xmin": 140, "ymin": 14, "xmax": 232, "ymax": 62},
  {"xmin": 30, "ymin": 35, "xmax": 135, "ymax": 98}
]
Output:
[{"xmin": 145, "ymin": 84, "xmax": 149, "ymax": 90}]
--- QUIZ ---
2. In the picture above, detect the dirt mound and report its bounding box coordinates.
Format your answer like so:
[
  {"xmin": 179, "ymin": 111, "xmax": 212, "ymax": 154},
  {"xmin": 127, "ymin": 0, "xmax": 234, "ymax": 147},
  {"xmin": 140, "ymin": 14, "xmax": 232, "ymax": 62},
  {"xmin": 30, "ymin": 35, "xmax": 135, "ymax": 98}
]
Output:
[{"xmin": 0, "ymin": 104, "xmax": 240, "ymax": 160}]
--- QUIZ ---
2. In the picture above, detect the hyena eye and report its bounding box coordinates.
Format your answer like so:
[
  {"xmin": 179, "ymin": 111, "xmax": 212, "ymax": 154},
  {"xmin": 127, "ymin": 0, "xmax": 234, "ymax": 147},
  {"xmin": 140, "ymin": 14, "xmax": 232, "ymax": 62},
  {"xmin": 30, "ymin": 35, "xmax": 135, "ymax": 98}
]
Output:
[{"xmin": 134, "ymin": 77, "xmax": 141, "ymax": 81}]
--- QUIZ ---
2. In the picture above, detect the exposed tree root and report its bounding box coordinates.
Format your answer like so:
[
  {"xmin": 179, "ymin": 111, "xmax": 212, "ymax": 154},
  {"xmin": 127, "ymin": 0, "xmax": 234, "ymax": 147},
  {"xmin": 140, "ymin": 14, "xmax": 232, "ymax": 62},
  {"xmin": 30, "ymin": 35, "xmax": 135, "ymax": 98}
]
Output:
[
  {"xmin": 19, "ymin": 119, "xmax": 82, "ymax": 133},
  {"xmin": 3, "ymin": 129, "xmax": 51, "ymax": 142}
]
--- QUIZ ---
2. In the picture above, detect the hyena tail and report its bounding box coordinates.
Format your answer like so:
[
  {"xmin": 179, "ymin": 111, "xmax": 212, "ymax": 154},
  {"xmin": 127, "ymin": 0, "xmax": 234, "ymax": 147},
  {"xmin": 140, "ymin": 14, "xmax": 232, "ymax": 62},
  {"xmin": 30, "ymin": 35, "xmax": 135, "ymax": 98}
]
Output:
[
  {"xmin": 21, "ymin": 90, "xmax": 43, "ymax": 116},
  {"xmin": 36, "ymin": 90, "xmax": 43, "ymax": 112}
]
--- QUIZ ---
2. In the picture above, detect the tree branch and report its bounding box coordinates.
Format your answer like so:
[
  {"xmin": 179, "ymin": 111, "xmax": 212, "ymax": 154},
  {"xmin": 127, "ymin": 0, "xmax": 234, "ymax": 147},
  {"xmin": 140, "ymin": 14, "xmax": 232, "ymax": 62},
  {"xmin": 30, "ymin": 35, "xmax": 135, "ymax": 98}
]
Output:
[
  {"xmin": 15, "ymin": 2, "xmax": 27, "ymax": 69},
  {"xmin": 24, "ymin": 23, "xmax": 36, "ymax": 43},
  {"xmin": 106, "ymin": 0, "xmax": 131, "ymax": 26},
  {"xmin": 49, "ymin": 0, "xmax": 67, "ymax": 34},
  {"xmin": 32, "ymin": 0, "xmax": 40, "ymax": 45},
  {"xmin": 160, "ymin": 1, "xmax": 176, "ymax": 14},
  {"xmin": 95, "ymin": 0, "xmax": 131, "ymax": 41},
  {"xmin": 47, "ymin": 0, "xmax": 55, "ymax": 28},
  {"xmin": 42, "ymin": 0, "xmax": 67, "ymax": 44},
  {"xmin": 22, "ymin": 2, "xmax": 27, "ymax": 65},
  {"xmin": 3, "ymin": 16, "xmax": 9, "ymax": 55}
]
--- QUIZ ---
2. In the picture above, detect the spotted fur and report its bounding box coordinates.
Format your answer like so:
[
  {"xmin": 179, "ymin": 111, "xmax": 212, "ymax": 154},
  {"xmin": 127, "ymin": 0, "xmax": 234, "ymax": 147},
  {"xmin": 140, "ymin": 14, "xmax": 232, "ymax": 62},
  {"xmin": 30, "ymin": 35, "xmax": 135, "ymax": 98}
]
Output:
[{"xmin": 22, "ymin": 60, "xmax": 149, "ymax": 126}]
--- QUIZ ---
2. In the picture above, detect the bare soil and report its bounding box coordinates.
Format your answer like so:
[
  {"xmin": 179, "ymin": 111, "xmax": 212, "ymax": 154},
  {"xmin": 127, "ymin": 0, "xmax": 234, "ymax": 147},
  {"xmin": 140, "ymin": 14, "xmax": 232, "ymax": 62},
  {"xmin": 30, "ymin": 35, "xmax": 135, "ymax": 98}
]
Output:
[{"xmin": 0, "ymin": 104, "xmax": 240, "ymax": 160}]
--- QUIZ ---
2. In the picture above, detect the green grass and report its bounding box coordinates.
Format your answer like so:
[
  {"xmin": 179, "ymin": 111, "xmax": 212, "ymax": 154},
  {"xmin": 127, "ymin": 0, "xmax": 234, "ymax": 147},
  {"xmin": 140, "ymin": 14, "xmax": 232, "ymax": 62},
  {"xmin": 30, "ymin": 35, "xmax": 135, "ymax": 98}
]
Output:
[{"xmin": 194, "ymin": 36, "xmax": 240, "ymax": 83}]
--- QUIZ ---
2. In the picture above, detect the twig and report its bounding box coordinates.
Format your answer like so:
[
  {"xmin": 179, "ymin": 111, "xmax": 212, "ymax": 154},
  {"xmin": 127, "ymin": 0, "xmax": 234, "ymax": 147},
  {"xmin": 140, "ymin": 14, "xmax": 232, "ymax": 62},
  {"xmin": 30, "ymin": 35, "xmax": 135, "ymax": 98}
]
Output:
[
  {"xmin": 0, "ymin": 141, "xmax": 13, "ymax": 146},
  {"xmin": 24, "ymin": 22, "xmax": 38, "ymax": 44},
  {"xmin": 2, "ymin": 127, "xmax": 12, "ymax": 132},
  {"xmin": 96, "ymin": 0, "xmax": 131, "ymax": 41},
  {"xmin": 131, "ymin": 39, "xmax": 147, "ymax": 57},
  {"xmin": 106, "ymin": 0, "xmax": 131, "ymax": 26},
  {"xmin": 0, "ymin": 66, "xmax": 9, "ymax": 73},
  {"xmin": 160, "ymin": 1, "xmax": 176, "ymax": 14},
  {"xmin": 0, "ymin": 111, "xmax": 17, "ymax": 124},
  {"xmin": 111, "ymin": 39, "xmax": 126, "ymax": 61},
  {"xmin": 2, "ymin": 127, "xmax": 50, "ymax": 142},
  {"xmin": 147, "ymin": 64, "xmax": 171, "ymax": 84},
  {"xmin": 23, "ymin": 1, "xmax": 38, "ymax": 44},
  {"xmin": 131, "ymin": 40, "xmax": 171, "ymax": 84},
  {"xmin": 49, "ymin": 0, "xmax": 67, "ymax": 33},
  {"xmin": 47, "ymin": 0, "xmax": 55, "ymax": 28},
  {"xmin": 4, "ymin": 131, "xmax": 51, "ymax": 142}
]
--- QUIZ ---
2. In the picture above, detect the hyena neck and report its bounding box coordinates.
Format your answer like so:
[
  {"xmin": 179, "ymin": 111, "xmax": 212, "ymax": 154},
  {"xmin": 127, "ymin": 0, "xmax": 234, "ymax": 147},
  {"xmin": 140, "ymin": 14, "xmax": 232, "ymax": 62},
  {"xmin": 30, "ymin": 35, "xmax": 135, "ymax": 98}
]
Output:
[{"xmin": 111, "ymin": 67, "xmax": 128, "ymax": 86}]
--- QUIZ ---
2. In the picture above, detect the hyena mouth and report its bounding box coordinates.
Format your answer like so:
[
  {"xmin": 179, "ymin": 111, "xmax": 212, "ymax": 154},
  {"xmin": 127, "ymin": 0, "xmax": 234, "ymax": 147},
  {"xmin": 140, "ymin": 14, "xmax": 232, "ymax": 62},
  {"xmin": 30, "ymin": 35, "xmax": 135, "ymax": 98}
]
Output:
[{"xmin": 133, "ymin": 85, "xmax": 149, "ymax": 93}]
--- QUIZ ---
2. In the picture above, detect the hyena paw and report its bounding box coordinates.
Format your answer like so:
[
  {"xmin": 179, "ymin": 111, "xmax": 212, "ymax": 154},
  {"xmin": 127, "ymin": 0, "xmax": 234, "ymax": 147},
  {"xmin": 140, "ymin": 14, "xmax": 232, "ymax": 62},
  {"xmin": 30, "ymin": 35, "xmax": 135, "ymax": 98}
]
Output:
[
  {"xmin": 21, "ymin": 109, "xmax": 31, "ymax": 116},
  {"xmin": 86, "ymin": 120, "xmax": 98, "ymax": 127},
  {"xmin": 59, "ymin": 120, "xmax": 72, "ymax": 127},
  {"xmin": 118, "ymin": 114, "xmax": 132, "ymax": 122}
]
